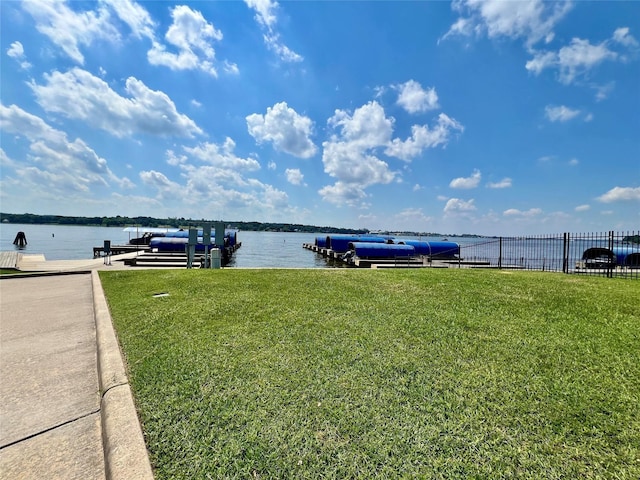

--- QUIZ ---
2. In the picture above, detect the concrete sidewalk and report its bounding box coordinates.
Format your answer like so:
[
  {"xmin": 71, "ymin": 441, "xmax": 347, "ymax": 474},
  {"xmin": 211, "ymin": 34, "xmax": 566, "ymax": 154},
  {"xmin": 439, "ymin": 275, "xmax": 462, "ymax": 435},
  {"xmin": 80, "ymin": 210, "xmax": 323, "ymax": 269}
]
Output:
[{"xmin": 0, "ymin": 272, "xmax": 153, "ymax": 479}]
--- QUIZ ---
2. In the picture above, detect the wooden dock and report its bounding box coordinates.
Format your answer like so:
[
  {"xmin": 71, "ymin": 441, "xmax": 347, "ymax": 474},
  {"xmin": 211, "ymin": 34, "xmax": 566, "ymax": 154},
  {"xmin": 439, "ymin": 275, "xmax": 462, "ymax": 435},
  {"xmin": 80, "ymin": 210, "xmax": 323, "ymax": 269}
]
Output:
[
  {"xmin": 0, "ymin": 242, "xmax": 242, "ymax": 273},
  {"xmin": 0, "ymin": 252, "xmax": 21, "ymax": 270}
]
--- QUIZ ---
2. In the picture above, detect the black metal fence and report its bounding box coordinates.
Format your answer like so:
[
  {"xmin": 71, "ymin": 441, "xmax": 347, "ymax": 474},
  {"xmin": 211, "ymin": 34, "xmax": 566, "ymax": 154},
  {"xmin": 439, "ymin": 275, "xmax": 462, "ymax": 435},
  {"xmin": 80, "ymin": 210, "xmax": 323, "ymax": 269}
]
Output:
[{"xmin": 456, "ymin": 231, "xmax": 640, "ymax": 280}]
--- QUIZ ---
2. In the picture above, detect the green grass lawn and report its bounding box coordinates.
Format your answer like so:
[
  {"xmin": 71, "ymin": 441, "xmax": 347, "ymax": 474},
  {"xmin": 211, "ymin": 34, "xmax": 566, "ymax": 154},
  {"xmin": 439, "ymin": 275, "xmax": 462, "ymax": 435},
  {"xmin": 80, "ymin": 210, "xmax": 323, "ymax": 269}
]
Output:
[
  {"xmin": 100, "ymin": 269, "xmax": 640, "ymax": 479},
  {"xmin": 0, "ymin": 269, "xmax": 21, "ymax": 275}
]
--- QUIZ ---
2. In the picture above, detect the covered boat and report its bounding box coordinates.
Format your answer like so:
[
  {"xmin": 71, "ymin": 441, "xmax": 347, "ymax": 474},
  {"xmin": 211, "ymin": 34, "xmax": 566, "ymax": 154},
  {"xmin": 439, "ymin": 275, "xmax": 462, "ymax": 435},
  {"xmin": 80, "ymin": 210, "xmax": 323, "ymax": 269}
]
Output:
[
  {"xmin": 394, "ymin": 240, "xmax": 460, "ymax": 258},
  {"xmin": 582, "ymin": 245, "xmax": 640, "ymax": 268},
  {"xmin": 347, "ymin": 242, "xmax": 415, "ymax": 258},
  {"xmin": 326, "ymin": 234, "xmax": 389, "ymax": 253}
]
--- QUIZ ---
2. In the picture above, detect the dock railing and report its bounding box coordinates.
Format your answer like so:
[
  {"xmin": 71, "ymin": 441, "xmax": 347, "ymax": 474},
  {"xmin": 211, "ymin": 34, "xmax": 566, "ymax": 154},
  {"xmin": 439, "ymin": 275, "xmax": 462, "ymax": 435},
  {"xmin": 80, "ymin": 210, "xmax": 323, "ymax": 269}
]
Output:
[{"xmin": 456, "ymin": 231, "xmax": 639, "ymax": 280}]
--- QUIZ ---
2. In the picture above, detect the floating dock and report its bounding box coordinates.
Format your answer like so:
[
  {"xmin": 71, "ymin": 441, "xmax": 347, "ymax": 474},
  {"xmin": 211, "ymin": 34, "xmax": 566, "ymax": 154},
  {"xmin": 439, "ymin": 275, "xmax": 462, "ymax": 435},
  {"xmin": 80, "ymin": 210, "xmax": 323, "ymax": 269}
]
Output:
[
  {"xmin": 302, "ymin": 236, "xmax": 488, "ymax": 269},
  {"xmin": 122, "ymin": 244, "xmax": 241, "ymax": 268},
  {"xmin": 93, "ymin": 226, "xmax": 241, "ymax": 267}
]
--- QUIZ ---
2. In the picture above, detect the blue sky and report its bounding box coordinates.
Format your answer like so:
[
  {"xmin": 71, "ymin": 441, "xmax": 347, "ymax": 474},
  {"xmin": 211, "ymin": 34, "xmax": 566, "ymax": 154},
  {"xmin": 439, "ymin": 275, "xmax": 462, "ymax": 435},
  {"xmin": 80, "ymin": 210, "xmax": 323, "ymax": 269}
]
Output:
[{"xmin": 1, "ymin": 0, "xmax": 639, "ymax": 235}]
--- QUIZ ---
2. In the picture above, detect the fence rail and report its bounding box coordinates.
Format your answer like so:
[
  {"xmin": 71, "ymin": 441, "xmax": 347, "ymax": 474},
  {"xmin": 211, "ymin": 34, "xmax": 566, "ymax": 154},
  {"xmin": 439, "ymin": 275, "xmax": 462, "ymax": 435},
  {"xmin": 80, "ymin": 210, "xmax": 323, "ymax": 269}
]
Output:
[{"xmin": 456, "ymin": 231, "xmax": 640, "ymax": 280}]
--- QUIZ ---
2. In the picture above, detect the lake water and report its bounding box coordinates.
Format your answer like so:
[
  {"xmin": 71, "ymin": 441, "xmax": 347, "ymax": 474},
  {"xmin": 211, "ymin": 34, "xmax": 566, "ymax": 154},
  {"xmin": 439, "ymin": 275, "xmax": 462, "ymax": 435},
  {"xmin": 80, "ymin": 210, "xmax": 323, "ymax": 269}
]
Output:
[
  {"xmin": 0, "ymin": 224, "xmax": 419, "ymax": 267},
  {"xmin": 0, "ymin": 224, "xmax": 485, "ymax": 268},
  {"xmin": 1, "ymin": 224, "xmax": 131, "ymax": 261},
  {"xmin": 3, "ymin": 223, "xmax": 616, "ymax": 270}
]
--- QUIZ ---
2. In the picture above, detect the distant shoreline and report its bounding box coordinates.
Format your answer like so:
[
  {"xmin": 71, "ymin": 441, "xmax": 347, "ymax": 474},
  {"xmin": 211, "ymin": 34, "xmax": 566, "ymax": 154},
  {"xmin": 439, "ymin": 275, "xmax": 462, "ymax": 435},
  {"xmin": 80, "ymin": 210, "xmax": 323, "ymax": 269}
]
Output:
[{"xmin": 0, "ymin": 212, "xmax": 486, "ymax": 238}]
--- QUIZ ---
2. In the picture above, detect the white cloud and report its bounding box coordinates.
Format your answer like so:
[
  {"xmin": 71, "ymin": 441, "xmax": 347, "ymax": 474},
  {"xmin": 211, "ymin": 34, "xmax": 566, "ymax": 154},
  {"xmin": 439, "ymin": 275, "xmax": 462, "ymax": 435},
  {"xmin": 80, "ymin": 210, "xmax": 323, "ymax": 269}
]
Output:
[
  {"xmin": 285, "ymin": 168, "xmax": 305, "ymax": 186},
  {"xmin": 244, "ymin": 0, "xmax": 303, "ymax": 63},
  {"xmin": 527, "ymin": 30, "xmax": 632, "ymax": 84},
  {"xmin": 328, "ymin": 101, "xmax": 394, "ymax": 149},
  {"xmin": 320, "ymin": 102, "xmax": 397, "ymax": 205},
  {"xmin": 244, "ymin": 0, "xmax": 278, "ymax": 29},
  {"xmin": 396, "ymin": 207, "xmax": 432, "ymax": 225},
  {"xmin": 398, "ymin": 208, "xmax": 429, "ymax": 220},
  {"xmin": 441, "ymin": 17, "xmax": 473, "ymax": 41},
  {"xmin": 166, "ymin": 150, "xmax": 187, "ymax": 166},
  {"xmin": 443, "ymin": 2, "xmax": 636, "ymax": 89},
  {"xmin": 103, "ymin": 0, "xmax": 155, "ymax": 40},
  {"xmin": 444, "ymin": 198, "xmax": 476, "ymax": 214},
  {"xmin": 318, "ymin": 181, "xmax": 368, "ymax": 207},
  {"xmin": 164, "ymin": 5, "xmax": 221, "ymax": 52},
  {"xmin": 385, "ymin": 113, "xmax": 463, "ymax": 161},
  {"xmin": 357, "ymin": 213, "xmax": 377, "ymax": 225},
  {"xmin": 487, "ymin": 177, "xmax": 512, "ymax": 189},
  {"xmin": 139, "ymin": 170, "xmax": 180, "ymax": 196},
  {"xmin": 6, "ymin": 41, "xmax": 32, "ymax": 69},
  {"xmin": 1, "ymin": 103, "xmax": 63, "ymax": 144},
  {"xmin": 321, "ymin": 141, "xmax": 396, "ymax": 187},
  {"xmin": 450, "ymin": 169, "xmax": 481, "ymax": 189},
  {"xmin": 0, "ymin": 148, "xmax": 17, "ymax": 169},
  {"xmin": 545, "ymin": 105, "xmax": 581, "ymax": 122},
  {"xmin": 183, "ymin": 137, "xmax": 260, "ymax": 171},
  {"xmin": 575, "ymin": 204, "xmax": 590, "ymax": 212},
  {"xmin": 0, "ymin": 103, "xmax": 125, "ymax": 192},
  {"xmin": 137, "ymin": 142, "xmax": 298, "ymax": 216},
  {"xmin": 5, "ymin": 41, "xmax": 24, "ymax": 59},
  {"xmin": 246, "ymin": 102, "xmax": 317, "ymax": 158},
  {"xmin": 320, "ymin": 100, "xmax": 465, "ymax": 204},
  {"xmin": 612, "ymin": 27, "xmax": 639, "ymax": 48},
  {"xmin": 147, "ymin": 5, "xmax": 223, "ymax": 76},
  {"xmin": 597, "ymin": 186, "xmax": 640, "ymax": 203},
  {"xmin": 267, "ymin": 161, "xmax": 277, "ymax": 170},
  {"xmin": 22, "ymin": 0, "xmax": 119, "ymax": 64},
  {"xmin": 555, "ymin": 38, "xmax": 617, "ymax": 83},
  {"xmin": 264, "ymin": 33, "xmax": 303, "ymax": 63},
  {"xmin": 183, "ymin": 165, "xmax": 251, "ymax": 190},
  {"xmin": 568, "ymin": 158, "xmax": 579, "ymax": 166},
  {"xmin": 223, "ymin": 60, "xmax": 240, "ymax": 75},
  {"xmin": 503, "ymin": 208, "xmax": 542, "ymax": 217},
  {"xmin": 262, "ymin": 184, "xmax": 289, "ymax": 208},
  {"xmin": 443, "ymin": 0, "xmax": 573, "ymax": 47},
  {"xmin": 394, "ymin": 80, "xmax": 439, "ymax": 114},
  {"xmin": 524, "ymin": 51, "xmax": 557, "ymax": 75},
  {"xmin": 413, "ymin": 184, "xmax": 423, "ymax": 192},
  {"xmin": 593, "ymin": 82, "xmax": 615, "ymax": 102},
  {"xmin": 373, "ymin": 86, "xmax": 386, "ymax": 99},
  {"xmin": 30, "ymin": 68, "xmax": 202, "ymax": 138}
]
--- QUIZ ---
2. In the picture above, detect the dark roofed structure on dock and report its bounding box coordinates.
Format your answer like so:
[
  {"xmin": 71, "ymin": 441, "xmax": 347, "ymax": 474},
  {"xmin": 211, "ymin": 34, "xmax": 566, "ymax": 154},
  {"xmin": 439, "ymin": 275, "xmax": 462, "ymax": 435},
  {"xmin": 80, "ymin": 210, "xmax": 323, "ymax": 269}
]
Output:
[{"xmin": 582, "ymin": 245, "xmax": 640, "ymax": 268}]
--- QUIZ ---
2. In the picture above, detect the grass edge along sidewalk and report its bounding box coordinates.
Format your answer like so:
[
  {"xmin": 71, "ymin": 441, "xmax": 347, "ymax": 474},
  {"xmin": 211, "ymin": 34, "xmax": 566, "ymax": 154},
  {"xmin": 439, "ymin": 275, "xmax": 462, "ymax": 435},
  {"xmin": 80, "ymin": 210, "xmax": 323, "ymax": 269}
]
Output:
[{"xmin": 100, "ymin": 269, "xmax": 640, "ymax": 479}]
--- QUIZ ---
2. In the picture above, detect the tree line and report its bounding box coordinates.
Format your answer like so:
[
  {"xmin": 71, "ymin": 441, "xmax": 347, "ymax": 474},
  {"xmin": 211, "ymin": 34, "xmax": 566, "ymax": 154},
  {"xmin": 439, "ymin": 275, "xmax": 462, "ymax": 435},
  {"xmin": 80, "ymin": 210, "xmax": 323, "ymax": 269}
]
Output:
[{"xmin": 0, "ymin": 212, "xmax": 368, "ymax": 234}]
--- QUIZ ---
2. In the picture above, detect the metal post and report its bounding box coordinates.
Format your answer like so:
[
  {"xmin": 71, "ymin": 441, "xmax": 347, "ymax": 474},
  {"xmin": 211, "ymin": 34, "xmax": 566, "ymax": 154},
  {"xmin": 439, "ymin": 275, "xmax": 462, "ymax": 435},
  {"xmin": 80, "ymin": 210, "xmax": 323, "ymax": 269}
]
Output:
[
  {"xmin": 608, "ymin": 230, "xmax": 614, "ymax": 278},
  {"xmin": 211, "ymin": 248, "xmax": 221, "ymax": 269},
  {"xmin": 202, "ymin": 223, "xmax": 212, "ymax": 268},
  {"xmin": 498, "ymin": 237, "xmax": 502, "ymax": 269},
  {"xmin": 562, "ymin": 232, "xmax": 569, "ymax": 274},
  {"xmin": 103, "ymin": 240, "xmax": 111, "ymax": 266},
  {"xmin": 186, "ymin": 227, "xmax": 197, "ymax": 269}
]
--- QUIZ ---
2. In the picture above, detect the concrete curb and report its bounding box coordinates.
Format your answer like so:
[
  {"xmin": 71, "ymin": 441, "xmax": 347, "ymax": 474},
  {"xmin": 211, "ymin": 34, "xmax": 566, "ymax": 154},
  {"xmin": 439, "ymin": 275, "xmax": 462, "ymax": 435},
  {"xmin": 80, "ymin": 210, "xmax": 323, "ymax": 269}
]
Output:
[{"xmin": 92, "ymin": 270, "xmax": 154, "ymax": 479}]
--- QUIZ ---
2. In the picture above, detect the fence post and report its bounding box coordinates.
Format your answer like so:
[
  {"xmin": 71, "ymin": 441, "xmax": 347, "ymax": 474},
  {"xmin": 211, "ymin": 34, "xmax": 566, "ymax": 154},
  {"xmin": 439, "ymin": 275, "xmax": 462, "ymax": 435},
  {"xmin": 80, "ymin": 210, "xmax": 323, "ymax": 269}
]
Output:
[
  {"xmin": 563, "ymin": 232, "xmax": 569, "ymax": 274},
  {"xmin": 608, "ymin": 230, "xmax": 614, "ymax": 278},
  {"xmin": 498, "ymin": 237, "xmax": 502, "ymax": 269}
]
